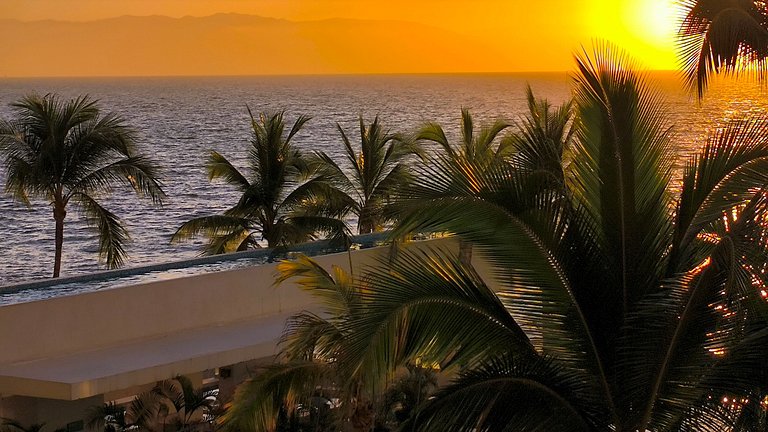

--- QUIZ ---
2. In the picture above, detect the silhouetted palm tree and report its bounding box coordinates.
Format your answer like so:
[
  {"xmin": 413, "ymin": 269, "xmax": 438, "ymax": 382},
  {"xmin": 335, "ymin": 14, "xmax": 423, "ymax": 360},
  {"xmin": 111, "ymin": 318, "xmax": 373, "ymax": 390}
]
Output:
[
  {"xmin": 85, "ymin": 402, "xmax": 129, "ymax": 432},
  {"xmin": 679, "ymin": 0, "xmax": 768, "ymax": 97},
  {"xmin": 339, "ymin": 46, "xmax": 768, "ymax": 431},
  {"xmin": 0, "ymin": 94, "xmax": 165, "ymax": 277},
  {"xmin": 172, "ymin": 110, "xmax": 347, "ymax": 253},
  {"xmin": 308, "ymin": 116, "xmax": 420, "ymax": 235},
  {"xmin": 131, "ymin": 375, "xmax": 219, "ymax": 432}
]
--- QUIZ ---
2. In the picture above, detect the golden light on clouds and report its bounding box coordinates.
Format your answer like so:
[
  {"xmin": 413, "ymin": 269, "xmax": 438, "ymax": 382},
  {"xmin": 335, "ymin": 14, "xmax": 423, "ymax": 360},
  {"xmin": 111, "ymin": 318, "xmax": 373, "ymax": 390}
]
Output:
[{"xmin": 0, "ymin": 0, "xmax": 684, "ymax": 77}]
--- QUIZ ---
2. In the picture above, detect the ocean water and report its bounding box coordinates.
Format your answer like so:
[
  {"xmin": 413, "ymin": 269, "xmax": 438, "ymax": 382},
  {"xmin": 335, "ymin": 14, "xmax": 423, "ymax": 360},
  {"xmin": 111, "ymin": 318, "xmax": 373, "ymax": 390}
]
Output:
[{"xmin": 0, "ymin": 73, "xmax": 764, "ymax": 285}]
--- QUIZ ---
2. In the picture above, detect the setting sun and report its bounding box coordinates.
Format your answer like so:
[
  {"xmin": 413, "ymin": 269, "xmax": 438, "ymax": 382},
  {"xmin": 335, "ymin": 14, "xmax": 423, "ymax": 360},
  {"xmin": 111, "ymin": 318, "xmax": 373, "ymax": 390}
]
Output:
[
  {"xmin": 586, "ymin": 0, "xmax": 680, "ymax": 70},
  {"xmin": 627, "ymin": 0, "xmax": 679, "ymax": 45}
]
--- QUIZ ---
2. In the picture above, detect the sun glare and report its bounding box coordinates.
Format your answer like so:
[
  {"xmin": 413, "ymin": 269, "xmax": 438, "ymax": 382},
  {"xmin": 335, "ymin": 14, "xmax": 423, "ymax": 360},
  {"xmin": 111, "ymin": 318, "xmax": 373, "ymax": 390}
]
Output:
[
  {"xmin": 586, "ymin": 0, "xmax": 680, "ymax": 70},
  {"xmin": 625, "ymin": 0, "xmax": 679, "ymax": 46}
]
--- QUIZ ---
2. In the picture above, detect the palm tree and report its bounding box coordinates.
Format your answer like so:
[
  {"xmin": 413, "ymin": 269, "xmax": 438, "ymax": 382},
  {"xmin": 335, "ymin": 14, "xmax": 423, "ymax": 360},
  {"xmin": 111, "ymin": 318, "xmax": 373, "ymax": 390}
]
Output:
[
  {"xmin": 679, "ymin": 0, "xmax": 768, "ymax": 97},
  {"xmin": 172, "ymin": 110, "xmax": 347, "ymax": 254},
  {"xmin": 336, "ymin": 46, "xmax": 768, "ymax": 431},
  {"xmin": 130, "ymin": 375, "xmax": 219, "ymax": 432},
  {"xmin": 308, "ymin": 116, "xmax": 420, "ymax": 235},
  {"xmin": 85, "ymin": 402, "xmax": 129, "ymax": 432},
  {"xmin": 0, "ymin": 94, "xmax": 165, "ymax": 277},
  {"xmin": 411, "ymin": 100, "xmax": 572, "ymax": 263},
  {"xmin": 508, "ymin": 85, "xmax": 574, "ymax": 189},
  {"xmin": 221, "ymin": 255, "xmax": 429, "ymax": 432},
  {"xmin": 417, "ymin": 108, "xmax": 512, "ymax": 167}
]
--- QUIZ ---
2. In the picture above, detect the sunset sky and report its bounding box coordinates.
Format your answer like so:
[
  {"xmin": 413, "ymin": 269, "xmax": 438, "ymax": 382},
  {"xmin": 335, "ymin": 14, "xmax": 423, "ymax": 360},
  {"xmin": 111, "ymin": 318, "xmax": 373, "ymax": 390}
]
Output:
[{"xmin": 0, "ymin": 0, "xmax": 681, "ymax": 76}]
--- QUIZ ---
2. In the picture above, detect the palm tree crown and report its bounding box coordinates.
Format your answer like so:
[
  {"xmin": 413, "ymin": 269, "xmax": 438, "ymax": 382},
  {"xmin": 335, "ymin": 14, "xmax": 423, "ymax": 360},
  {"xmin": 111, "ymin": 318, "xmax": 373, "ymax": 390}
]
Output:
[
  {"xmin": 309, "ymin": 116, "xmax": 421, "ymax": 235},
  {"xmin": 131, "ymin": 375, "xmax": 219, "ymax": 432},
  {"xmin": 334, "ymin": 46, "xmax": 768, "ymax": 431},
  {"xmin": 172, "ymin": 109, "xmax": 346, "ymax": 253},
  {"xmin": 417, "ymin": 108, "xmax": 512, "ymax": 167},
  {"xmin": 0, "ymin": 94, "xmax": 165, "ymax": 277}
]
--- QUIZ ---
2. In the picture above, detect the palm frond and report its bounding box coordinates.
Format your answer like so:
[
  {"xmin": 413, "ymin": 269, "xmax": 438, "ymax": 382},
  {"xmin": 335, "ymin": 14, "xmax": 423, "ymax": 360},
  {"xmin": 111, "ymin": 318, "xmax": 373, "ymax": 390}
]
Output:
[
  {"xmin": 509, "ymin": 85, "xmax": 574, "ymax": 188},
  {"xmin": 71, "ymin": 192, "xmax": 130, "ymax": 269},
  {"xmin": 416, "ymin": 122, "xmax": 452, "ymax": 156},
  {"xmin": 206, "ymin": 150, "xmax": 250, "ymax": 191},
  {"xmin": 623, "ymin": 191, "xmax": 768, "ymax": 430},
  {"xmin": 672, "ymin": 117, "xmax": 768, "ymax": 271},
  {"xmin": 678, "ymin": 0, "xmax": 768, "ymax": 97},
  {"xmin": 404, "ymin": 354, "xmax": 607, "ymax": 432},
  {"xmin": 342, "ymin": 248, "xmax": 534, "ymax": 392},
  {"xmin": 280, "ymin": 311, "xmax": 346, "ymax": 362},
  {"xmin": 571, "ymin": 43, "xmax": 675, "ymax": 309},
  {"xmin": 69, "ymin": 156, "xmax": 165, "ymax": 204},
  {"xmin": 275, "ymin": 254, "xmax": 356, "ymax": 316},
  {"xmin": 221, "ymin": 362, "xmax": 335, "ymax": 432}
]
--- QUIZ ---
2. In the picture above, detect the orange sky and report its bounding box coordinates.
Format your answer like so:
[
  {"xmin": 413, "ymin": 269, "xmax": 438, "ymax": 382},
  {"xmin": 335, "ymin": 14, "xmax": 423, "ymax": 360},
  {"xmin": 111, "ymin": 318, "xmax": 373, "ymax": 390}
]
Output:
[{"xmin": 0, "ymin": 0, "xmax": 681, "ymax": 76}]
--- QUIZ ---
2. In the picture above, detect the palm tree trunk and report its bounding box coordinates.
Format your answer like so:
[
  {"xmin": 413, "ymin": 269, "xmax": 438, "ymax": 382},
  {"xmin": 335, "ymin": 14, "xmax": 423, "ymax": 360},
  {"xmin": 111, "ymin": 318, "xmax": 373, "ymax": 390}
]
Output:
[{"xmin": 53, "ymin": 202, "xmax": 66, "ymax": 278}]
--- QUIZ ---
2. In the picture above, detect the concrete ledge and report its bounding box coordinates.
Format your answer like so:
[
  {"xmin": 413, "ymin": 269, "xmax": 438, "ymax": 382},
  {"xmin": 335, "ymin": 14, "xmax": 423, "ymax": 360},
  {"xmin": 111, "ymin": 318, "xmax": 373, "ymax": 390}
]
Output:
[
  {"xmin": 0, "ymin": 314, "xmax": 292, "ymax": 400},
  {"xmin": 0, "ymin": 237, "xmax": 469, "ymax": 403}
]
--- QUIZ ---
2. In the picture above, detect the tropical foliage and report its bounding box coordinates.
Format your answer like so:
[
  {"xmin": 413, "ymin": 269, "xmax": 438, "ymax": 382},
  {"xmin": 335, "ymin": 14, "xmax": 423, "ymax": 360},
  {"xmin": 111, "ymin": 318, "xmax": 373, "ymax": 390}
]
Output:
[
  {"xmin": 85, "ymin": 402, "xmax": 130, "ymax": 432},
  {"xmin": 308, "ymin": 116, "xmax": 420, "ymax": 235},
  {"xmin": 130, "ymin": 375, "xmax": 219, "ymax": 432},
  {"xmin": 679, "ymin": 0, "xmax": 768, "ymax": 97},
  {"xmin": 0, "ymin": 94, "xmax": 165, "ymax": 277},
  {"xmin": 86, "ymin": 375, "xmax": 219, "ymax": 432},
  {"xmin": 172, "ymin": 110, "xmax": 347, "ymax": 254},
  {"xmin": 304, "ymin": 46, "xmax": 768, "ymax": 431},
  {"xmin": 417, "ymin": 108, "xmax": 512, "ymax": 167},
  {"xmin": 221, "ymin": 254, "xmax": 438, "ymax": 432}
]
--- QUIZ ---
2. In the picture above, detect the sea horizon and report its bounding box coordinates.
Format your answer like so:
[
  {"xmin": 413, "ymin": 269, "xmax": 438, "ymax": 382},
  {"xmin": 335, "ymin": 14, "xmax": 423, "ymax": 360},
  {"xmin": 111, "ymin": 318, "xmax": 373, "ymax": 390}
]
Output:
[{"xmin": 0, "ymin": 69, "xmax": 683, "ymax": 80}]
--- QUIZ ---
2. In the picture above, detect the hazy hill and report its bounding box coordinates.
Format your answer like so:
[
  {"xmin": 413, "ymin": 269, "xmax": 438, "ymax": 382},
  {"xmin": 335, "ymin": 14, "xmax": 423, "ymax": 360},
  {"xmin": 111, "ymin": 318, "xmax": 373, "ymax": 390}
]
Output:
[{"xmin": 0, "ymin": 13, "xmax": 525, "ymax": 77}]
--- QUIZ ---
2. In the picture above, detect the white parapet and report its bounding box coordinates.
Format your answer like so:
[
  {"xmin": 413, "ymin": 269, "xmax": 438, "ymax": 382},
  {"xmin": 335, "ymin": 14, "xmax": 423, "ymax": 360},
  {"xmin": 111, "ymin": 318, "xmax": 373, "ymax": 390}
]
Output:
[{"xmin": 0, "ymin": 237, "xmax": 463, "ymax": 407}]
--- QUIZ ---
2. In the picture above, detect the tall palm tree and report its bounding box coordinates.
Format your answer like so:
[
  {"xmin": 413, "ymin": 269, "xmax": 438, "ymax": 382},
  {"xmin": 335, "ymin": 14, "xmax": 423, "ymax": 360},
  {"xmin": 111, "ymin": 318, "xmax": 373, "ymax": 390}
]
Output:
[
  {"xmin": 0, "ymin": 94, "xmax": 165, "ymax": 277},
  {"xmin": 172, "ymin": 110, "xmax": 346, "ymax": 254},
  {"xmin": 337, "ymin": 46, "xmax": 768, "ymax": 431},
  {"xmin": 308, "ymin": 116, "xmax": 420, "ymax": 235},
  {"xmin": 679, "ymin": 0, "xmax": 768, "ymax": 97}
]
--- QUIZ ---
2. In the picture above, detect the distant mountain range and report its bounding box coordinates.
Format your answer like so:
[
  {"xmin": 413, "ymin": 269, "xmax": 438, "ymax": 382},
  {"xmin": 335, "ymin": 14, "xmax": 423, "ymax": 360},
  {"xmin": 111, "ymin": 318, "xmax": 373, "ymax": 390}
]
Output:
[{"xmin": 0, "ymin": 13, "xmax": 531, "ymax": 77}]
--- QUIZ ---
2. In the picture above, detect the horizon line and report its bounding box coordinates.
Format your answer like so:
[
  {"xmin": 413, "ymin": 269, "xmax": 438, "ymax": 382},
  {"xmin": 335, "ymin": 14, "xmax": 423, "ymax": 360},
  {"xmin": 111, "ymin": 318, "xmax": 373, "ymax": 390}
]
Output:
[{"xmin": 0, "ymin": 70, "xmax": 682, "ymax": 80}]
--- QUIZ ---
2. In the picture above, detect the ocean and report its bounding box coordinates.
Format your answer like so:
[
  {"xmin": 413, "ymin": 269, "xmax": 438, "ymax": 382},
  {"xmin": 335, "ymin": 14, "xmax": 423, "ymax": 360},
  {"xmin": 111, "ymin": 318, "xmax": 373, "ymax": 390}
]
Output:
[{"xmin": 0, "ymin": 72, "xmax": 764, "ymax": 284}]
